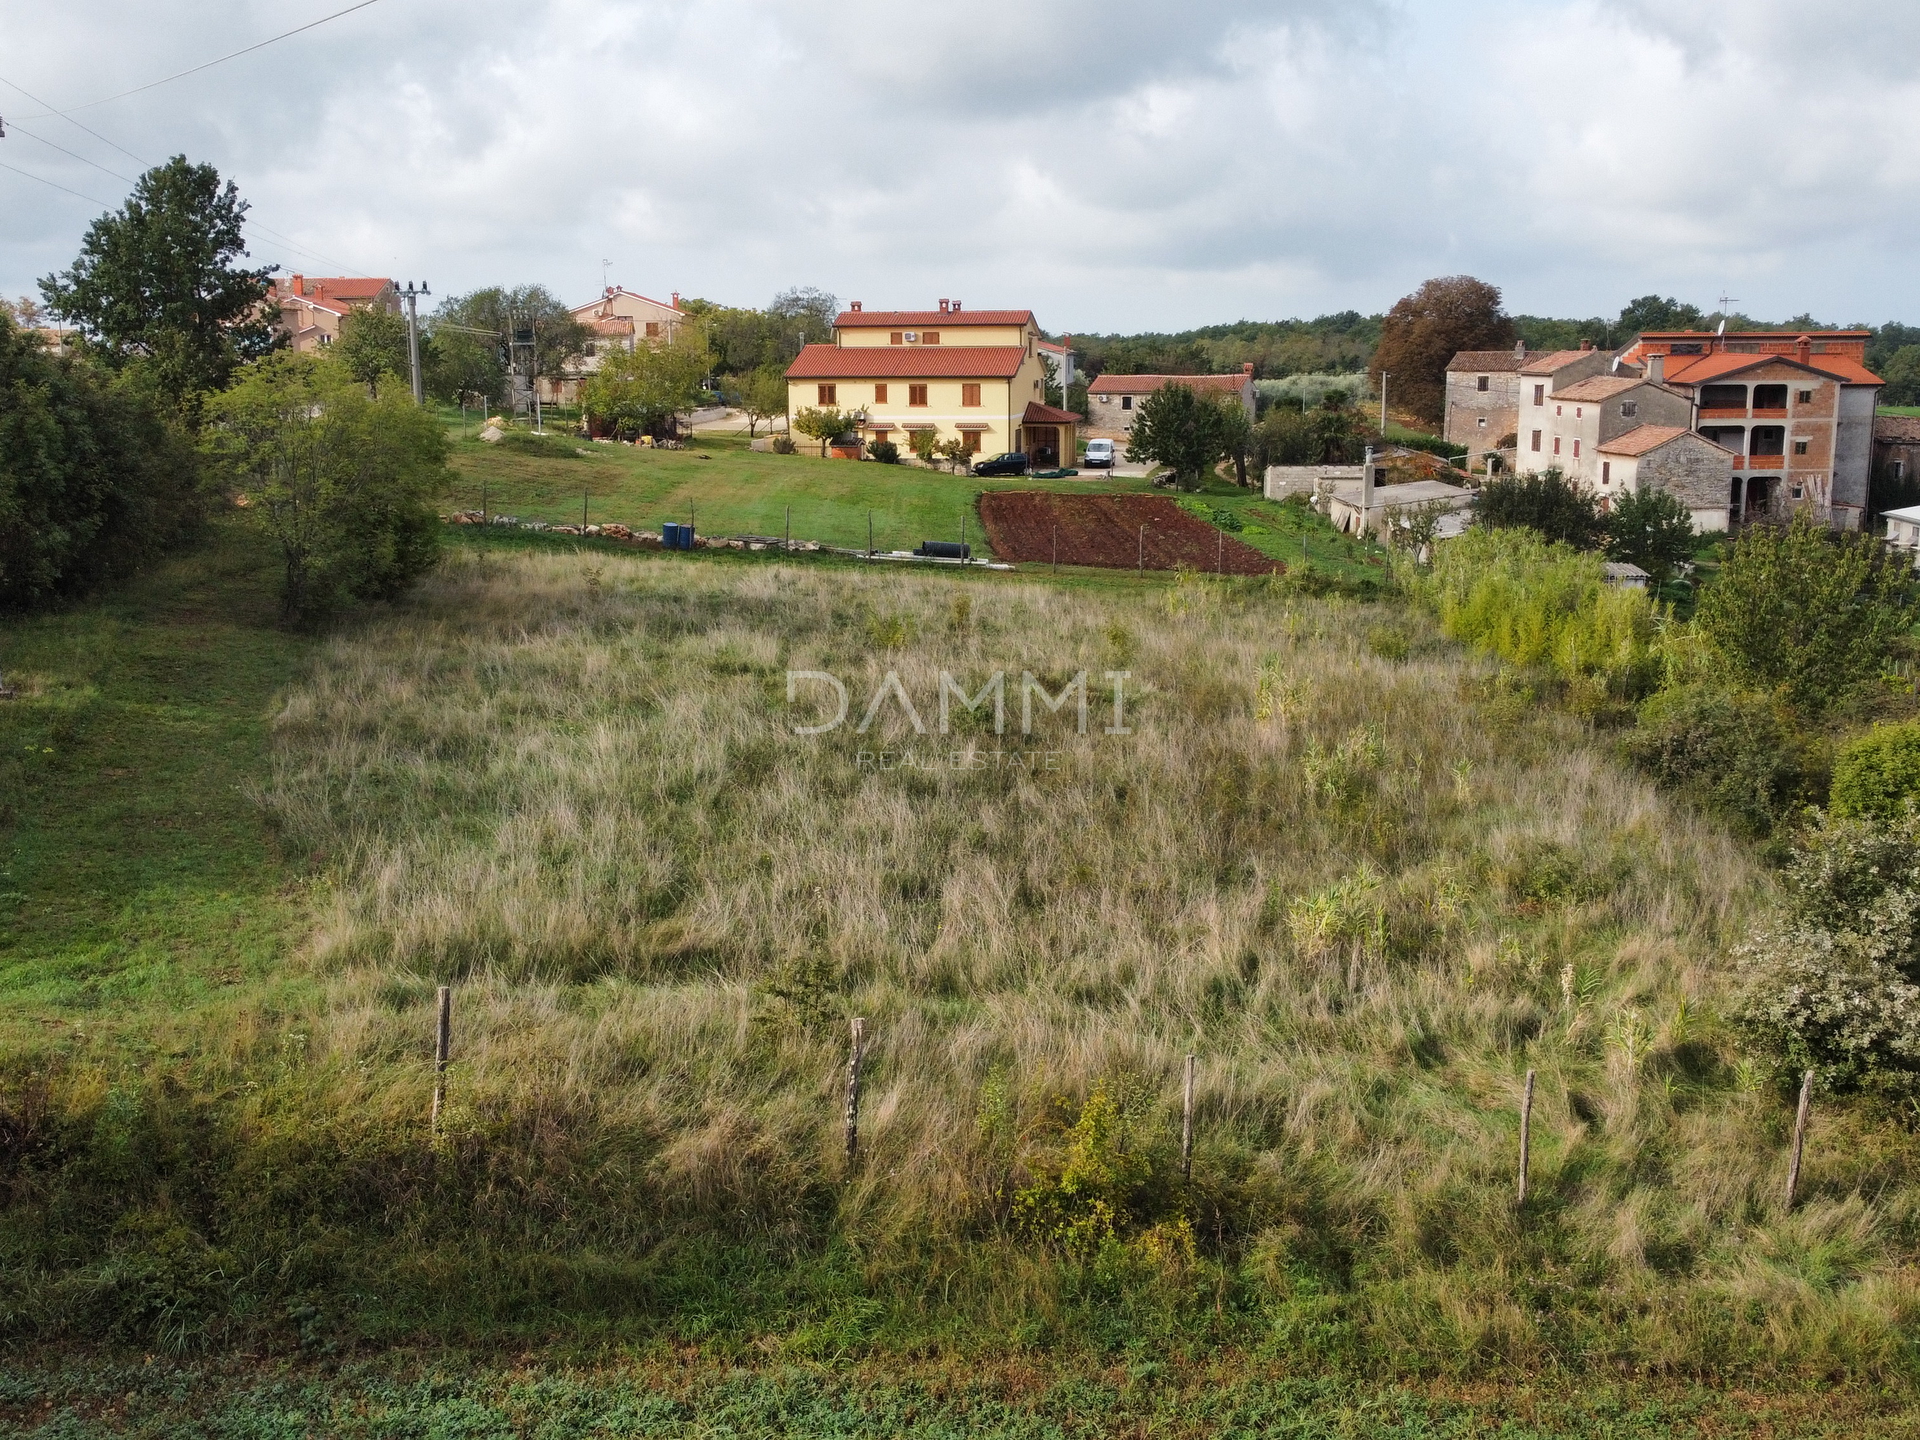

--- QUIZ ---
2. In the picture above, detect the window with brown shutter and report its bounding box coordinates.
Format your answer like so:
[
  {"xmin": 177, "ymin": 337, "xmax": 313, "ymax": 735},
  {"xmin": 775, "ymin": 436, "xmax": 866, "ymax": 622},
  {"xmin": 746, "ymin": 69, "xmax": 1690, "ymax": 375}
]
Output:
[
  {"xmin": 890, "ymin": 332, "xmax": 903, "ymax": 345},
  {"xmin": 1553, "ymin": 436, "xmax": 1561, "ymax": 455},
  {"xmin": 1573, "ymin": 440, "xmax": 1580, "ymax": 458},
  {"xmin": 645, "ymin": 322, "xmax": 659, "ymax": 338},
  {"xmin": 1602, "ymin": 462, "xmax": 1611, "ymax": 484},
  {"xmin": 1531, "ymin": 430, "xmax": 1541, "ymax": 452},
  {"xmin": 922, "ymin": 331, "xmax": 940, "ymax": 345},
  {"xmin": 1533, "ymin": 384, "xmax": 1544, "ymax": 405},
  {"xmin": 1477, "ymin": 375, "xmax": 1489, "ymax": 392},
  {"xmin": 965, "ymin": 431, "xmax": 982, "ymax": 453},
  {"xmin": 874, "ymin": 383, "xmax": 888, "ymax": 403},
  {"xmin": 961, "ymin": 383, "xmax": 981, "ymax": 407},
  {"xmin": 818, "ymin": 384, "xmax": 836, "ymax": 405},
  {"xmin": 908, "ymin": 384, "xmax": 928, "ymax": 407}
]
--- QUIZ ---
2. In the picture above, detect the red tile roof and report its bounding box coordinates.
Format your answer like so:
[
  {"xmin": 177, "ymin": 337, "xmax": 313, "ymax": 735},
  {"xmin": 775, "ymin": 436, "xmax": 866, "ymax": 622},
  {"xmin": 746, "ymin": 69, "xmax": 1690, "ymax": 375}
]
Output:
[
  {"xmin": 1022, "ymin": 400, "xmax": 1080, "ymax": 424},
  {"xmin": 285, "ymin": 276, "xmax": 392, "ymax": 301},
  {"xmin": 1447, "ymin": 349, "xmax": 1528, "ymax": 372},
  {"xmin": 1518, "ymin": 349, "xmax": 1604, "ymax": 376},
  {"xmin": 784, "ymin": 344, "xmax": 1027, "ymax": 380},
  {"xmin": 1550, "ymin": 374, "xmax": 1651, "ymax": 402},
  {"xmin": 835, "ymin": 309, "xmax": 1034, "ymax": 327},
  {"xmin": 1660, "ymin": 352, "xmax": 1883, "ymax": 386},
  {"xmin": 1596, "ymin": 424, "xmax": 1734, "ymax": 458},
  {"xmin": 1086, "ymin": 372, "xmax": 1250, "ymax": 395}
]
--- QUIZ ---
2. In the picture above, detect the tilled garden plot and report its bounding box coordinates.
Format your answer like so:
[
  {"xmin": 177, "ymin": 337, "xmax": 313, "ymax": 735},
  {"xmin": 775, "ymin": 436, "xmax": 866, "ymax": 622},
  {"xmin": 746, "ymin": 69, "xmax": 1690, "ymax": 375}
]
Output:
[{"xmin": 977, "ymin": 492, "xmax": 1282, "ymax": 573}]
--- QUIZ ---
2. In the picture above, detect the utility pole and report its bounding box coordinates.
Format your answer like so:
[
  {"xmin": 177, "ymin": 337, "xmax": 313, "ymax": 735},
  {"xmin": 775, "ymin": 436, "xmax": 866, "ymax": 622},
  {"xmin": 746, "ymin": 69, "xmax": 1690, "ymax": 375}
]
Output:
[
  {"xmin": 1379, "ymin": 372, "xmax": 1389, "ymax": 435},
  {"xmin": 401, "ymin": 281, "xmax": 430, "ymax": 404}
]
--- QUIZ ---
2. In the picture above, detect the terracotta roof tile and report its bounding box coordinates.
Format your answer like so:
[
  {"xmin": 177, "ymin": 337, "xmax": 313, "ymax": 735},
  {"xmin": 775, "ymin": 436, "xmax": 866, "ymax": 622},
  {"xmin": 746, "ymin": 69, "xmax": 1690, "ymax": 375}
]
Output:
[
  {"xmin": 784, "ymin": 344, "xmax": 1027, "ymax": 380},
  {"xmin": 1022, "ymin": 400, "xmax": 1080, "ymax": 424},
  {"xmin": 1518, "ymin": 349, "xmax": 1605, "ymax": 376},
  {"xmin": 1596, "ymin": 424, "xmax": 1735, "ymax": 458},
  {"xmin": 1661, "ymin": 352, "xmax": 1884, "ymax": 386},
  {"xmin": 1446, "ymin": 349, "xmax": 1528, "ymax": 372},
  {"xmin": 1551, "ymin": 375, "xmax": 1649, "ymax": 402},
  {"xmin": 1874, "ymin": 415, "xmax": 1920, "ymax": 443},
  {"xmin": 835, "ymin": 309, "xmax": 1034, "ymax": 327}
]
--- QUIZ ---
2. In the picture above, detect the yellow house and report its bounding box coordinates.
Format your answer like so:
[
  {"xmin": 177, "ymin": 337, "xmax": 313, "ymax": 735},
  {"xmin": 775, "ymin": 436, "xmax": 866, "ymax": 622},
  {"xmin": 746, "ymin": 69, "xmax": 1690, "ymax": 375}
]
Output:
[{"xmin": 784, "ymin": 300, "xmax": 1077, "ymax": 465}]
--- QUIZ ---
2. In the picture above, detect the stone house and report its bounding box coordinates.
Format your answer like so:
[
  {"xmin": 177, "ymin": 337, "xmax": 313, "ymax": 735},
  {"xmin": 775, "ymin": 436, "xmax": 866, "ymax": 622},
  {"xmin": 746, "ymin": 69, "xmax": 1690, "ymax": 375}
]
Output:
[
  {"xmin": 1085, "ymin": 365, "xmax": 1255, "ymax": 440},
  {"xmin": 1519, "ymin": 373, "xmax": 1693, "ymax": 490},
  {"xmin": 1882, "ymin": 503, "xmax": 1920, "ymax": 563},
  {"xmin": 1443, "ymin": 342, "xmax": 1527, "ymax": 470},
  {"xmin": 1513, "ymin": 344, "xmax": 1617, "ymax": 464},
  {"xmin": 1873, "ymin": 414, "xmax": 1920, "ymax": 485},
  {"xmin": 1591, "ymin": 425, "xmax": 1737, "ymax": 532}
]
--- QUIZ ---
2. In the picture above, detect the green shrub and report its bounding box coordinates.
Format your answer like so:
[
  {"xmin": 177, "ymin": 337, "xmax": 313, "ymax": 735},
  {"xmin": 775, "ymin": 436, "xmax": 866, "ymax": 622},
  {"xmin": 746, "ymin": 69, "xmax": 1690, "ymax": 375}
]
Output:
[
  {"xmin": 771, "ymin": 434, "xmax": 797, "ymax": 455},
  {"xmin": 0, "ymin": 314, "xmax": 203, "ymax": 608},
  {"xmin": 867, "ymin": 438, "xmax": 900, "ymax": 464},
  {"xmin": 1412, "ymin": 527, "xmax": 1656, "ymax": 693},
  {"xmin": 1625, "ymin": 685, "xmax": 1808, "ymax": 837},
  {"xmin": 1832, "ymin": 721, "xmax": 1920, "ymax": 819},
  {"xmin": 1694, "ymin": 510, "xmax": 1918, "ymax": 713},
  {"xmin": 1473, "ymin": 467, "xmax": 1604, "ymax": 549},
  {"xmin": 1732, "ymin": 810, "xmax": 1920, "ymax": 1096}
]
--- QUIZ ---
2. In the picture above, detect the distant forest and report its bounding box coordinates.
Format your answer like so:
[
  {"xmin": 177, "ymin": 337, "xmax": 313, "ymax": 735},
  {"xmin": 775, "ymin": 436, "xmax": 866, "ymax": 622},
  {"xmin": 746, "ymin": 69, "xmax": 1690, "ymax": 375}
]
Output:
[{"xmin": 1063, "ymin": 295, "xmax": 1920, "ymax": 402}]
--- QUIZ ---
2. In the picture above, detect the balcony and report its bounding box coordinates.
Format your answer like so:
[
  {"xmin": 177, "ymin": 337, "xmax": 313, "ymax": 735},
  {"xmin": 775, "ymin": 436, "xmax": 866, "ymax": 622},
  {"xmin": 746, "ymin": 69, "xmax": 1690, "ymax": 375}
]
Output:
[
  {"xmin": 1699, "ymin": 407, "xmax": 1747, "ymax": 420},
  {"xmin": 1750, "ymin": 408, "xmax": 1788, "ymax": 419}
]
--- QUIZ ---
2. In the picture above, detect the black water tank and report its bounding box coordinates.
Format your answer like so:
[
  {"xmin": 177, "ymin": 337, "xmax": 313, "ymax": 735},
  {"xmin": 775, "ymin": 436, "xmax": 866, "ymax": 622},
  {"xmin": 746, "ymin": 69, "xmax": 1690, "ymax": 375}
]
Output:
[{"xmin": 916, "ymin": 541, "xmax": 971, "ymax": 559}]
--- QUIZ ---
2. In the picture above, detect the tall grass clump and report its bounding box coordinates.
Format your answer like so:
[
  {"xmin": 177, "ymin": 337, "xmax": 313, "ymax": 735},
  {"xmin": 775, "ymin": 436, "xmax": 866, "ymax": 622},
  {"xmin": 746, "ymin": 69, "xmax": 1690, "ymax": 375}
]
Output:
[
  {"xmin": 5, "ymin": 546, "xmax": 1920, "ymax": 1379},
  {"xmin": 1411, "ymin": 527, "xmax": 1657, "ymax": 693}
]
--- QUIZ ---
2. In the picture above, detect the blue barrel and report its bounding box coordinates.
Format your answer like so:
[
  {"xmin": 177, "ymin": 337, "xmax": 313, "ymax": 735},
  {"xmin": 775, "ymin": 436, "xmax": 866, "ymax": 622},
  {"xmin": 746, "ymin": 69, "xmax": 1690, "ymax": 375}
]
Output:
[
  {"xmin": 680, "ymin": 523, "xmax": 695, "ymax": 550},
  {"xmin": 661, "ymin": 521, "xmax": 681, "ymax": 549}
]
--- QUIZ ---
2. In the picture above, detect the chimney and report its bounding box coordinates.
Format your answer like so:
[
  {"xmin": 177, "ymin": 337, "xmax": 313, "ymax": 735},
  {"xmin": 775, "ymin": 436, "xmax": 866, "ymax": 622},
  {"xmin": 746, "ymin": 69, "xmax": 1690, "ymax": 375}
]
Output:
[
  {"xmin": 291, "ymin": 273, "xmax": 304, "ymax": 297},
  {"xmin": 1580, "ymin": 339, "xmax": 1593, "ymax": 351},
  {"xmin": 1514, "ymin": 339, "xmax": 1527, "ymax": 363},
  {"xmin": 1796, "ymin": 333, "xmax": 1812, "ymax": 364},
  {"xmin": 1647, "ymin": 353, "xmax": 1665, "ymax": 384},
  {"xmin": 951, "ymin": 300, "xmax": 962, "ymax": 312},
  {"xmin": 1242, "ymin": 361, "xmax": 1255, "ymax": 375},
  {"xmin": 1361, "ymin": 445, "xmax": 1375, "ymax": 527},
  {"xmin": 938, "ymin": 298, "xmax": 950, "ymax": 313},
  {"xmin": 671, "ymin": 291, "xmax": 680, "ymax": 308},
  {"xmin": 850, "ymin": 300, "xmax": 862, "ymax": 312}
]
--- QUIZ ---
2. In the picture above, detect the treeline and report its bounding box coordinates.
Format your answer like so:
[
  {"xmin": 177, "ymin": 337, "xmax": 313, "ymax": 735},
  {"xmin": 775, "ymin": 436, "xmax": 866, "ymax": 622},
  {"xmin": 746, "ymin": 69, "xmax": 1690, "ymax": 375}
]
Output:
[
  {"xmin": 1069, "ymin": 312, "xmax": 1380, "ymax": 380},
  {"xmin": 5, "ymin": 158, "xmax": 450, "ymax": 624}
]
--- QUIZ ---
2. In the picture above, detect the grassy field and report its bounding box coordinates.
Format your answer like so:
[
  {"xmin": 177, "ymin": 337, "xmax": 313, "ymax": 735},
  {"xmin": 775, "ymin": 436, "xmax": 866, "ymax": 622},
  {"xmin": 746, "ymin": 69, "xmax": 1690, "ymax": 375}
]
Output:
[
  {"xmin": 446, "ymin": 428, "xmax": 1164, "ymax": 555},
  {"xmin": 6, "ymin": 519, "xmax": 1920, "ymax": 1428}
]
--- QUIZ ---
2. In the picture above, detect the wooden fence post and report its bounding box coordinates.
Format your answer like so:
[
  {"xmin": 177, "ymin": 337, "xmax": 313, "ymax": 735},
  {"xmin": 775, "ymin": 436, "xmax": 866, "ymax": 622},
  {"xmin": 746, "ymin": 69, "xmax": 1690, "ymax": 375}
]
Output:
[
  {"xmin": 1181, "ymin": 1053, "xmax": 1196, "ymax": 1184},
  {"xmin": 1785, "ymin": 1069, "xmax": 1814, "ymax": 1210},
  {"xmin": 844, "ymin": 1017, "xmax": 867, "ymax": 1171},
  {"xmin": 1517, "ymin": 1068, "xmax": 1535, "ymax": 1206},
  {"xmin": 431, "ymin": 985, "xmax": 451, "ymax": 1131}
]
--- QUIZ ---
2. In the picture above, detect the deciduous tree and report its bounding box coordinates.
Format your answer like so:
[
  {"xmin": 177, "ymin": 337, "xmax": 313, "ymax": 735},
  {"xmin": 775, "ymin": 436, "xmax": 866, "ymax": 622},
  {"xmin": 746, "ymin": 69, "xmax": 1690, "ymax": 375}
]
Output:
[
  {"xmin": 1694, "ymin": 509, "xmax": 1917, "ymax": 712},
  {"xmin": 581, "ymin": 335, "xmax": 711, "ymax": 439},
  {"xmin": 202, "ymin": 352, "xmax": 447, "ymax": 624},
  {"xmin": 734, "ymin": 365, "xmax": 789, "ymax": 438},
  {"xmin": 1368, "ymin": 275, "xmax": 1515, "ymax": 426},
  {"xmin": 792, "ymin": 405, "xmax": 863, "ymax": 457},
  {"xmin": 336, "ymin": 306, "xmax": 414, "ymax": 397},
  {"xmin": 1603, "ymin": 486, "xmax": 1695, "ymax": 588},
  {"xmin": 1125, "ymin": 381, "xmax": 1228, "ymax": 491},
  {"xmin": 1474, "ymin": 467, "xmax": 1604, "ymax": 549},
  {"xmin": 38, "ymin": 156, "xmax": 277, "ymax": 409}
]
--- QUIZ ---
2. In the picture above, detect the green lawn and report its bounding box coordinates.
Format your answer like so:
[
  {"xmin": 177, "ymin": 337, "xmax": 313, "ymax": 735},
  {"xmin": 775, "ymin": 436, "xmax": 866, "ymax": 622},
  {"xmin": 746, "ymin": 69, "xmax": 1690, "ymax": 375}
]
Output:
[
  {"xmin": 447, "ymin": 430, "xmax": 1160, "ymax": 556},
  {"xmin": 0, "ymin": 524, "xmax": 315, "ymax": 1057}
]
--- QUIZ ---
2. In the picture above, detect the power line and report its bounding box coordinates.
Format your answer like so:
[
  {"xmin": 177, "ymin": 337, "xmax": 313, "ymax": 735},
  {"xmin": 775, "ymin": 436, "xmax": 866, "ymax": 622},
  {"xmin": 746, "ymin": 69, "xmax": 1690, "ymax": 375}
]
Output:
[
  {"xmin": 0, "ymin": 157, "xmax": 111, "ymax": 208},
  {"xmin": 7, "ymin": 0, "xmax": 385, "ymax": 119},
  {"xmin": 0, "ymin": 75, "xmax": 145, "ymax": 166},
  {"xmin": 4, "ymin": 122, "xmax": 135, "ymax": 185}
]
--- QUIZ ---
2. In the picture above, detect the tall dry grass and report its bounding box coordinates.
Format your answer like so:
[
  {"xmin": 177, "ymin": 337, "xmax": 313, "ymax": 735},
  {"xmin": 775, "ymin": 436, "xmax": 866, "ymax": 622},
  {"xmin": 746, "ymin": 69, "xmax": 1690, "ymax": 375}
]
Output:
[{"xmin": 239, "ymin": 548, "xmax": 1920, "ymax": 1370}]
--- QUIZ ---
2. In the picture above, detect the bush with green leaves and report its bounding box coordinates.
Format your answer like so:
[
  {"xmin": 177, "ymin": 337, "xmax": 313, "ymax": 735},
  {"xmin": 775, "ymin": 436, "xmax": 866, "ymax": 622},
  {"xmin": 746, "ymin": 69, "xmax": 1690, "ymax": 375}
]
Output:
[
  {"xmin": 1732, "ymin": 810, "xmax": 1920, "ymax": 1097},
  {"xmin": 201, "ymin": 351, "xmax": 448, "ymax": 624},
  {"xmin": 866, "ymin": 438, "xmax": 900, "ymax": 464},
  {"xmin": 1831, "ymin": 721, "xmax": 1920, "ymax": 820},
  {"xmin": 1474, "ymin": 467, "xmax": 1605, "ymax": 549},
  {"xmin": 1411, "ymin": 526, "xmax": 1656, "ymax": 692},
  {"xmin": 1604, "ymin": 486, "xmax": 1695, "ymax": 588},
  {"xmin": 1126, "ymin": 382, "xmax": 1238, "ymax": 490},
  {"xmin": 0, "ymin": 312, "xmax": 203, "ymax": 609},
  {"xmin": 1625, "ymin": 684, "xmax": 1810, "ymax": 837},
  {"xmin": 1694, "ymin": 510, "xmax": 1918, "ymax": 713}
]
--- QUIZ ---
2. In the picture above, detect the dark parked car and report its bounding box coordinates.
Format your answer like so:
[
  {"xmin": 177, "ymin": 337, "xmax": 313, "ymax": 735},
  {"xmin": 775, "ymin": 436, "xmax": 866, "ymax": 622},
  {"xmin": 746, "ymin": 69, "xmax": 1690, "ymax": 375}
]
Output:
[{"xmin": 972, "ymin": 451, "xmax": 1029, "ymax": 477}]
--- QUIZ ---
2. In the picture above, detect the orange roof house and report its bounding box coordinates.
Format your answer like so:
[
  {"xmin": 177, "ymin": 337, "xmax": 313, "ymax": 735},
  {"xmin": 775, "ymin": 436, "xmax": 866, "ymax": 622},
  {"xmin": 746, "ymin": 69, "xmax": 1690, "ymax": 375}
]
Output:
[
  {"xmin": 1086, "ymin": 365, "xmax": 1256, "ymax": 438},
  {"xmin": 270, "ymin": 273, "xmax": 398, "ymax": 353},
  {"xmin": 783, "ymin": 300, "xmax": 1066, "ymax": 464}
]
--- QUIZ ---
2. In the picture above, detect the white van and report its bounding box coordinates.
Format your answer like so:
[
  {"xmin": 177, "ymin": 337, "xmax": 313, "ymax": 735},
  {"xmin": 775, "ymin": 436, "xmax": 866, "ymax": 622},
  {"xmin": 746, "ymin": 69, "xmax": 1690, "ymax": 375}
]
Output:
[{"xmin": 1083, "ymin": 438, "xmax": 1115, "ymax": 468}]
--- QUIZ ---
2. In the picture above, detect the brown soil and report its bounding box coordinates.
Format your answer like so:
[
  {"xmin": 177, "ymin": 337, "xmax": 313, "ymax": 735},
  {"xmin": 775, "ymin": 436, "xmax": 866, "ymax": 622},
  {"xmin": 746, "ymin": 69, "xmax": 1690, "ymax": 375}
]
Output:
[{"xmin": 977, "ymin": 492, "xmax": 1282, "ymax": 574}]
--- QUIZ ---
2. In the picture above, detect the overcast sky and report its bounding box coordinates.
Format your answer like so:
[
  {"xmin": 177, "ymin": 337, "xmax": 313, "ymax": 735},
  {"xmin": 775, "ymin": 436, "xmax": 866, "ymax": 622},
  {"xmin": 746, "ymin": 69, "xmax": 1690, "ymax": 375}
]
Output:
[{"xmin": 3, "ymin": 0, "xmax": 1917, "ymax": 334}]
